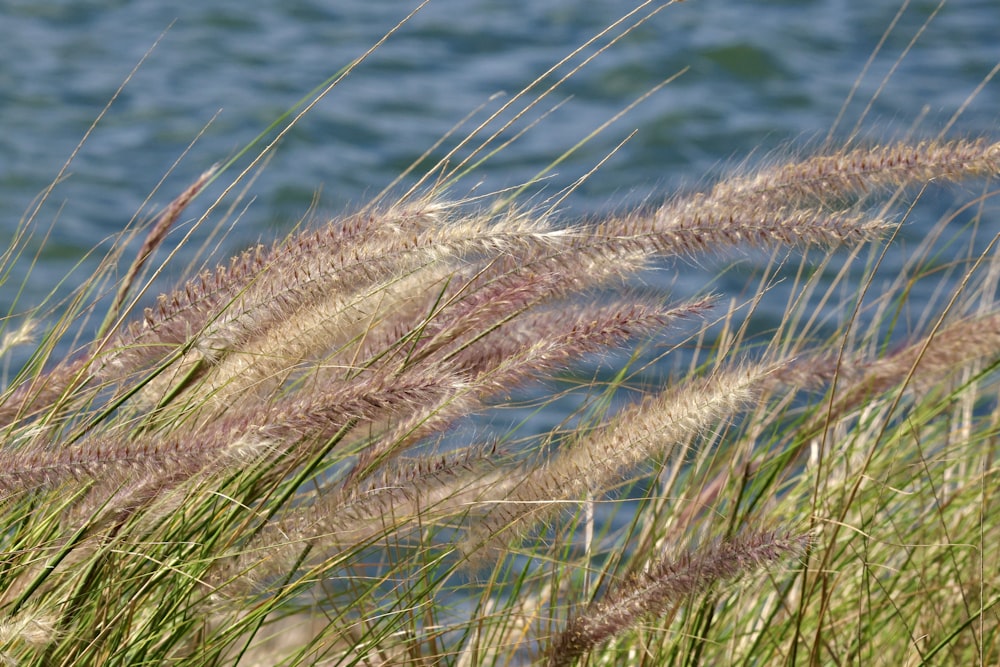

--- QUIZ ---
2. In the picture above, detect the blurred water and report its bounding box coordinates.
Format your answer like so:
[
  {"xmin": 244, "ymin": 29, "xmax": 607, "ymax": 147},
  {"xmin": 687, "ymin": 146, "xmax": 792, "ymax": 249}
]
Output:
[{"xmin": 0, "ymin": 1, "xmax": 997, "ymax": 377}]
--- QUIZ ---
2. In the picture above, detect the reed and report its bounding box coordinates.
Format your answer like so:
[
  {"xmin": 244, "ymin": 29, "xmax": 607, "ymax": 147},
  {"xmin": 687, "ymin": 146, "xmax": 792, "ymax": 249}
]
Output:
[{"xmin": 1, "ymin": 3, "xmax": 997, "ymax": 666}]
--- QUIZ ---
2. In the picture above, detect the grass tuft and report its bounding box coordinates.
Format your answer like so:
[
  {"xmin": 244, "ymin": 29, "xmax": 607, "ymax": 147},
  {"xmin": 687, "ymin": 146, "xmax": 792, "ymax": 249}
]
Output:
[{"xmin": 2, "ymin": 3, "xmax": 998, "ymax": 666}]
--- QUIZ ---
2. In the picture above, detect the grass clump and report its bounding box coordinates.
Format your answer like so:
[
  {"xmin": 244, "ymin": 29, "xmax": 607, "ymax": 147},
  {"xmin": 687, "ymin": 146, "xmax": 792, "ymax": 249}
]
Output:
[{"xmin": 1, "ymin": 3, "xmax": 998, "ymax": 666}]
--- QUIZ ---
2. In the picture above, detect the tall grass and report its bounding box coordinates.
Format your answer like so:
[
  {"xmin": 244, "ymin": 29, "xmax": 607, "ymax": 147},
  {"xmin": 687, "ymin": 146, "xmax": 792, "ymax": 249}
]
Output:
[{"xmin": 1, "ymin": 3, "xmax": 998, "ymax": 666}]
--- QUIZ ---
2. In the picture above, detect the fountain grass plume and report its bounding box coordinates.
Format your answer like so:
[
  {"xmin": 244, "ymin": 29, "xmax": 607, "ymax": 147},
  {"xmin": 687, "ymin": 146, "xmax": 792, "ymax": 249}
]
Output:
[
  {"xmin": 547, "ymin": 529, "xmax": 809, "ymax": 667},
  {"xmin": 462, "ymin": 363, "xmax": 773, "ymax": 561}
]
